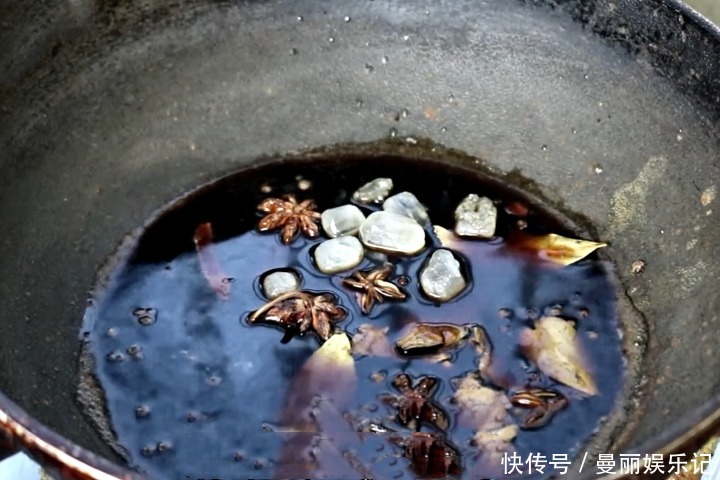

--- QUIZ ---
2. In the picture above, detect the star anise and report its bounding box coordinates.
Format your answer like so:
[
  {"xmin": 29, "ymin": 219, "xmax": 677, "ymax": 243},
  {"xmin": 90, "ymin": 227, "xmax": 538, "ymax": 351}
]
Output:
[
  {"xmin": 390, "ymin": 432, "xmax": 462, "ymax": 479},
  {"xmin": 342, "ymin": 265, "xmax": 406, "ymax": 314},
  {"xmin": 257, "ymin": 195, "xmax": 322, "ymax": 244},
  {"xmin": 248, "ymin": 291, "xmax": 346, "ymax": 342},
  {"xmin": 380, "ymin": 373, "xmax": 449, "ymax": 431}
]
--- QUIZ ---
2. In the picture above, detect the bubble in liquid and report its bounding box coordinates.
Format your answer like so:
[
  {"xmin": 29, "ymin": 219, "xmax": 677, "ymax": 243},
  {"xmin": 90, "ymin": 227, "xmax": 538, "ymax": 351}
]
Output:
[
  {"xmin": 132, "ymin": 307, "xmax": 156, "ymax": 316},
  {"xmin": 135, "ymin": 405, "xmax": 151, "ymax": 418},
  {"xmin": 106, "ymin": 351, "xmax": 125, "ymax": 363},
  {"xmin": 186, "ymin": 411, "xmax": 203, "ymax": 423},
  {"xmin": 126, "ymin": 344, "xmax": 143, "ymax": 359},
  {"xmin": 133, "ymin": 307, "xmax": 158, "ymax": 326},
  {"xmin": 141, "ymin": 445, "xmax": 156, "ymax": 457},
  {"xmin": 157, "ymin": 441, "xmax": 173, "ymax": 453}
]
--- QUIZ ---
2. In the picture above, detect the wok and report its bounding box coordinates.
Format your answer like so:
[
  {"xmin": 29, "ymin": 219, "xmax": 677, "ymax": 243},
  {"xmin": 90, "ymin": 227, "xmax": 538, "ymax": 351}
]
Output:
[{"xmin": 0, "ymin": 0, "xmax": 719, "ymax": 479}]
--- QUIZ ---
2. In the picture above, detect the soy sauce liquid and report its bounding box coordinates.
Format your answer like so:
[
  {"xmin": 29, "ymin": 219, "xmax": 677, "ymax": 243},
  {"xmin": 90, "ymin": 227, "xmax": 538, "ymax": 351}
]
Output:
[{"xmin": 82, "ymin": 157, "xmax": 624, "ymax": 480}]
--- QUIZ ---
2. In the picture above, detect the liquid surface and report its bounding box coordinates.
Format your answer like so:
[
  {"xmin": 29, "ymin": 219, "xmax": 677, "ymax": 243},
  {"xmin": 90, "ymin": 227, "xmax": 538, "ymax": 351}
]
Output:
[{"xmin": 82, "ymin": 158, "xmax": 624, "ymax": 480}]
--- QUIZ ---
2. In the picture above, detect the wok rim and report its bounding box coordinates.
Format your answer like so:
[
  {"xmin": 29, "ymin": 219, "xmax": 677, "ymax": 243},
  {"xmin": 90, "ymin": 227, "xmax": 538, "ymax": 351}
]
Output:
[
  {"xmin": 1, "ymin": 359, "xmax": 719, "ymax": 479},
  {"xmin": 669, "ymin": 0, "xmax": 720, "ymax": 40},
  {"xmin": 0, "ymin": 390, "xmax": 142, "ymax": 480}
]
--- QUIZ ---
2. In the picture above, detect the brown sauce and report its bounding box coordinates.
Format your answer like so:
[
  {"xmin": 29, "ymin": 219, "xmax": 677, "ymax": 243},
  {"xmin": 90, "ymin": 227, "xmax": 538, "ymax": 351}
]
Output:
[{"xmin": 80, "ymin": 157, "xmax": 624, "ymax": 480}]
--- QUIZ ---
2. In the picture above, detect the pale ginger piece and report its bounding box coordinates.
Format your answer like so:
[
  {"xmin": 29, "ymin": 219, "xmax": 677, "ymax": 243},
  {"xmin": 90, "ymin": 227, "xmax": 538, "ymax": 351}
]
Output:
[
  {"xmin": 454, "ymin": 376, "xmax": 518, "ymax": 451},
  {"xmin": 520, "ymin": 316, "xmax": 598, "ymax": 395}
]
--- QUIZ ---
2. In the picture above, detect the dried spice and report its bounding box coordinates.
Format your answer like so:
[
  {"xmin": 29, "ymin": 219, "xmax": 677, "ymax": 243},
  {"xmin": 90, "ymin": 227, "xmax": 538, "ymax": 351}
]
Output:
[
  {"xmin": 257, "ymin": 195, "xmax": 322, "ymax": 244},
  {"xmin": 510, "ymin": 388, "xmax": 568, "ymax": 429},
  {"xmin": 342, "ymin": 265, "xmax": 407, "ymax": 314},
  {"xmin": 504, "ymin": 201, "xmax": 529, "ymax": 217},
  {"xmin": 395, "ymin": 323, "xmax": 470, "ymax": 356},
  {"xmin": 193, "ymin": 223, "xmax": 232, "ymax": 299},
  {"xmin": 520, "ymin": 316, "xmax": 597, "ymax": 395},
  {"xmin": 470, "ymin": 325, "xmax": 493, "ymax": 379},
  {"xmin": 393, "ymin": 432, "xmax": 462, "ymax": 479},
  {"xmin": 435, "ymin": 226, "xmax": 606, "ymax": 267},
  {"xmin": 514, "ymin": 233, "xmax": 607, "ymax": 266},
  {"xmin": 248, "ymin": 291, "xmax": 346, "ymax": 342},
  {"xmin": 380, "ymin": 373, "xmax": 449, "ymax": 431}
]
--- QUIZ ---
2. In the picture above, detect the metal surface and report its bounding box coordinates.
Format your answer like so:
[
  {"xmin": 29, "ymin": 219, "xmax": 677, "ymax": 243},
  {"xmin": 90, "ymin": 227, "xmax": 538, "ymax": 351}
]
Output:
[
  {"xmin": 0, "ymin": 391, "xmax": 140, "ymax": 480},
  {"xmin": 686, "ymin": 0, "xmax": 720, "ymax": 24},
  {"xmin": 0, "ymin": 0, "xmax": 719, "ymax": 478}
]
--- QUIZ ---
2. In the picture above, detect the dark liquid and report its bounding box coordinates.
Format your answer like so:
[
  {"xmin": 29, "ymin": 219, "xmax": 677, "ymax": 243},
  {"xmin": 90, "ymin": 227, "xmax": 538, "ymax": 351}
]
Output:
[{"xmin": 81, "ymin": 157, "xmax": 624, "ymax": 480}]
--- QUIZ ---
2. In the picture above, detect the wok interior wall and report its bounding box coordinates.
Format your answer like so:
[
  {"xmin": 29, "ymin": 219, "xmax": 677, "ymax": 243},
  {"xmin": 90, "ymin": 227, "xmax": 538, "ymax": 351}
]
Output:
[{"xmin": 0, "ymin": 0, "xmax": 718, "ymax": 463}]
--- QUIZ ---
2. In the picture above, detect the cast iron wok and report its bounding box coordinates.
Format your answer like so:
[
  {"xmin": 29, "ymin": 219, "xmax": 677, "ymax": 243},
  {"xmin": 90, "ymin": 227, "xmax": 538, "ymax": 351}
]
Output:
[{"xmin": 0, "ymin": 0, "xmax": 719, "ymax": 478}]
